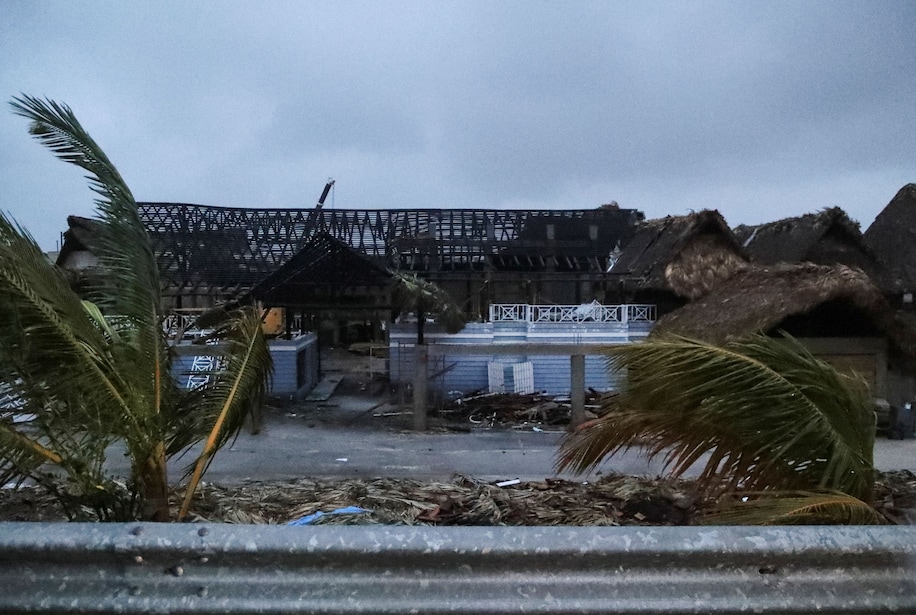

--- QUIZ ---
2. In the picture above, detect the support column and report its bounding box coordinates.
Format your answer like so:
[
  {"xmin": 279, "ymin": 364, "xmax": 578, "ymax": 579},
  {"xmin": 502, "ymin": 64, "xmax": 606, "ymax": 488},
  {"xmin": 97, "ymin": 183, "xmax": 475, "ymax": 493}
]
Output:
[
  {"xmin": 413, "ymin": 344, "xmax": 428, "ymax": 431},
  {"xmin": 570, "ymin": 354, "xmax": 585, "ymax": 431}
]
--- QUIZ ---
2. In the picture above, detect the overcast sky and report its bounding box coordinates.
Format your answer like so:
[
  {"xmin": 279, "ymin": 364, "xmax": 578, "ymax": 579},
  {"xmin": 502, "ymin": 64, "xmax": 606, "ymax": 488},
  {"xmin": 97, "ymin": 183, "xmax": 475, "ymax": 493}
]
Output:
[{"xmin": 2, "ymin": 1, "xmax": 914, "ymax": 250}]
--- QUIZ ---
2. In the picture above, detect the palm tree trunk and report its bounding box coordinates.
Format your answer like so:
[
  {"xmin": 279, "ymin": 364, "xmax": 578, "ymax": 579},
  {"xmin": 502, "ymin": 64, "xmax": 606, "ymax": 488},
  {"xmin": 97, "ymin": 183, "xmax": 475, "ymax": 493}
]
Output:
[
  {"xmin": 416, "ymin": 305, "xmax": 425, "ymax": 345},
  {"xmin": 137, "ymin": 442, "xmax": 170, "ymax": 521}
]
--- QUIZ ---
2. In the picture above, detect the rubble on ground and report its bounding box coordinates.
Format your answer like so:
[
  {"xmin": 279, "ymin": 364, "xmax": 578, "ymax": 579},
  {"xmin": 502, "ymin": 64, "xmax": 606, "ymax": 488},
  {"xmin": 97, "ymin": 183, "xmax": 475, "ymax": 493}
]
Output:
[
  {"xmin": 436, "ymin": 390, "xmax": 612, "ymax": 428},
  {"xmin": 3, "ymin": 471, "xmax": 915, "ymax": 525}
]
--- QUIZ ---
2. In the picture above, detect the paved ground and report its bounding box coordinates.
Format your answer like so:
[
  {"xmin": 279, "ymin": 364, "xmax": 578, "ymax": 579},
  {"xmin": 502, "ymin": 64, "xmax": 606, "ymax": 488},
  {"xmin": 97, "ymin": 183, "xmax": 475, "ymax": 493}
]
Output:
[{"xmin": 161, "ymin": 352, "xmax": 916, "ymax": 487}]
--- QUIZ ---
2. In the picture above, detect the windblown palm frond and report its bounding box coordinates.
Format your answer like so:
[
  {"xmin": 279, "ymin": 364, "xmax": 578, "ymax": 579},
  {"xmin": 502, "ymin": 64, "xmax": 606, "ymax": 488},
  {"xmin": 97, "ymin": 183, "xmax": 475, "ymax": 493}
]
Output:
[
  {"xmin": 699, "ymin": 491, "xmax": 883, "ymax": 525},
  {"xmin": 9, "ymin": 95, "xmax": 171, "ymax": 519},
  {"xmin": 9, "ymin": 95, "xmax": 160, "ymax": 324},
  {"xmin": 557, "ymin": 334, "xmax": 875, "ymax": 502},
  {"xmin": 2, "ymin": 95, "xmax": 273, "ymax": 520},
  {"xmin": 391, "ymin": 272, "xmax": 466, "ymax": 336},
  {"xmin": 174, "ymin": 308, "xmax": 273, "ymax": 519},
  {"xmin": 0, "ymin": 212, "xmax": 128, "ymax": 505}
]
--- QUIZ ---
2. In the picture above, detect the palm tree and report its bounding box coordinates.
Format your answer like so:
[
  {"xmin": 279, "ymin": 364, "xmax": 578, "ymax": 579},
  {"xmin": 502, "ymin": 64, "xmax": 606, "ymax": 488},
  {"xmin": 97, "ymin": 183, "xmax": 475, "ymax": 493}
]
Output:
[
  {"xmin": 390, "ymin": 272, "xmax": 466, "ymax": 430},
  {"xmin": 0, "ymin": 95, "xmax": 272, "ymax": 521},
  {"xmin": 557, "ymin": 333, "xmax": 878, "ymax": 519},
  {"xmin": 390, "ymin": 272, "xmax": 466, "ymax": 345}
]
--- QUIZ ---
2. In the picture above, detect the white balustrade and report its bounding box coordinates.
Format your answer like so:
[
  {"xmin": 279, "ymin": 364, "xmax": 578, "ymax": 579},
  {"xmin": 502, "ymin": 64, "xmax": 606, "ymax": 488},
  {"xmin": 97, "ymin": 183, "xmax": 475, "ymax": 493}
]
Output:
[{"xmin": 489, "ymin": 302, "xmax": 655, "ymax": 323}]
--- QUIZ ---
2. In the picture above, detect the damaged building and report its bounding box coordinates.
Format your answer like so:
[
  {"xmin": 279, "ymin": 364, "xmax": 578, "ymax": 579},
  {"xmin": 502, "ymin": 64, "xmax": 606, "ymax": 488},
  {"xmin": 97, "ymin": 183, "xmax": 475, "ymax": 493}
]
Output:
[{"xmin": 55, "ymin": 184, "xmax": 916, "ymax": 406}]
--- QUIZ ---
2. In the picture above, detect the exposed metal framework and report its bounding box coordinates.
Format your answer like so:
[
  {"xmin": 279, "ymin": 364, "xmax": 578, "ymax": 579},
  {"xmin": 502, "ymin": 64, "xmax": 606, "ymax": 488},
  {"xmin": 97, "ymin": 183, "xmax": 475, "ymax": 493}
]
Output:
[{"xmin": 138, "ymin": 203, "xmax": 643, "ymax": 296}]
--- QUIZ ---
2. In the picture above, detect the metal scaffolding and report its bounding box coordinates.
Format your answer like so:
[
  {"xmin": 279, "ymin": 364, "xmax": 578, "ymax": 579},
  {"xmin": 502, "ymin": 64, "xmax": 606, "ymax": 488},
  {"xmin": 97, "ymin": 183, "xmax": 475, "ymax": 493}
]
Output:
[{"xmin": 138, "ymin": 203, "xmax": 643, "ymax": 296}]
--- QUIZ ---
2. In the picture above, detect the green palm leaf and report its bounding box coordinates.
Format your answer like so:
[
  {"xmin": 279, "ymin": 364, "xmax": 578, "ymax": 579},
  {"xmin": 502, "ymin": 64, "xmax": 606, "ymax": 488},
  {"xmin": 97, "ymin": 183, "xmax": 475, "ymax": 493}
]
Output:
[
  {"xmin": 174, "ymin": 308, "xmax": 272, "ymax": 519},
  {"xmin": 4, "ymin": 95, "xmax": 273, "ymax": 520},
  {"xmin": 391, "ymin": 272, "xmax": 466, "ymax": 336},
  {"xmin": 0, "ymin": 213, "xmax": 132, "ymax": 426},
  {"xmin": 557, "ymin": 334, "xmax": 875, "ymax": 502},
  {"xmin": 699, "ymin": 491, "xmax": 883, "ymax": 525}
]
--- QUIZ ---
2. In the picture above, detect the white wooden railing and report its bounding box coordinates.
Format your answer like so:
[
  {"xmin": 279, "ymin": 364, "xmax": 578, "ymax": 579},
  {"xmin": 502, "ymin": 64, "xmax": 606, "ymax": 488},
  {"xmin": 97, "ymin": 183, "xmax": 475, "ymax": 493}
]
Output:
[{"xmin": 489, "ymin": 301, "xmax": 656, "ymax": 324}]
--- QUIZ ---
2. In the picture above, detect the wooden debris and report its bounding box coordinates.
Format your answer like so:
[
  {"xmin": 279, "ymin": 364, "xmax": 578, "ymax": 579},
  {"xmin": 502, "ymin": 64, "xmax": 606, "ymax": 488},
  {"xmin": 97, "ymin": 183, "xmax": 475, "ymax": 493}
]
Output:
[
  {"xmin": 439, "ymin": 391, "xmax": 611, "ymax": 427},
  {"xmin": 2, "ymin": 471, "xmax": 914, "ymax": 526}
]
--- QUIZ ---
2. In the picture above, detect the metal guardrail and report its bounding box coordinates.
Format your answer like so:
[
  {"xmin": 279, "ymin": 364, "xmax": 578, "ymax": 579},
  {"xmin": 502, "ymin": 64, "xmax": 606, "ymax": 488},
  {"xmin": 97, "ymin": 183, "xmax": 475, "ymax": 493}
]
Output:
[
  {"xmin": 489, "ymin": 302, "xmax": 656, "ymax": 324},
  {"xmin": 0, "ymin": 523, "xmax": 913, "ymax": 614}
]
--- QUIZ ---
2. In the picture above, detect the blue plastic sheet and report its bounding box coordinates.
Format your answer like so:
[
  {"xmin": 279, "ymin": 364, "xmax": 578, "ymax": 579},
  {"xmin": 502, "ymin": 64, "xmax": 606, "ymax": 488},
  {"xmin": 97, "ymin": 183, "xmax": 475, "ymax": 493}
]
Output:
[{"xmin": 288, "ymin": 506, "xmax": 370, "ymax": 526}]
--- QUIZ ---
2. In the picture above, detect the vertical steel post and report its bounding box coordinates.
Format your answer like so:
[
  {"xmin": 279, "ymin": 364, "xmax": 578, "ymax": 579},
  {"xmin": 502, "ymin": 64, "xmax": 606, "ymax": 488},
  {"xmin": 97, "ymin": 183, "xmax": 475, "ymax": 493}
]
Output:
[
  {"xmin": 413, "ymin": 344, "xmax": 428, "ymax": 431},
  {"xmin": 570, "ymin": 354, "xmax": 585, "ymax": 430}
]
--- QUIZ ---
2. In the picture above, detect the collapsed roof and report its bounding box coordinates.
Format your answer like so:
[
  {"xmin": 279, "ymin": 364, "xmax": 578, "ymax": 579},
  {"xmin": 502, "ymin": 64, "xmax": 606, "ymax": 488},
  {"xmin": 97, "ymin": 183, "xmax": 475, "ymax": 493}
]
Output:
[
  {"xmin": 864, "ymin": 184, "xmax": 916, "ymax": 292},
  {"xmin": 734, "ymin": 207, "xmax": 899, "ymax": 294},
  {"xmin": 136, "ymin": 203, "xmax": 644, "ymax": 294},
  {"xmin": 609, "ymin": 210, "xmax": 749, "ymax": 300}
]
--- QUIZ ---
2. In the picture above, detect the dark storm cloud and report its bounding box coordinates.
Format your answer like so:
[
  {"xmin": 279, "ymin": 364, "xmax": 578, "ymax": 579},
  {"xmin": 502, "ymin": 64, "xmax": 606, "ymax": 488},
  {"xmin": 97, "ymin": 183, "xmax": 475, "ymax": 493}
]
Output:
[{"xmin": 1, "ymin": 1, "xmax": 914, "ymax": 249}]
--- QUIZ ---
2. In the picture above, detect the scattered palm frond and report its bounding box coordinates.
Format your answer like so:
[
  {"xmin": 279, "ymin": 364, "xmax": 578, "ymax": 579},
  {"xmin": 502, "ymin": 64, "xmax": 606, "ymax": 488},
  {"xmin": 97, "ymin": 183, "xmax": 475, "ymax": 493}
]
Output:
[
  {"xmin": 699, "ymin": 490, "xmax": 883, "ymax": 525},
  {"xmin": 175, "ymin": 474, "xmax": 697, "ymax": 527},
  {"xmin": 4, "ymin": 471, "xmax": 913, "ymax": 526}
]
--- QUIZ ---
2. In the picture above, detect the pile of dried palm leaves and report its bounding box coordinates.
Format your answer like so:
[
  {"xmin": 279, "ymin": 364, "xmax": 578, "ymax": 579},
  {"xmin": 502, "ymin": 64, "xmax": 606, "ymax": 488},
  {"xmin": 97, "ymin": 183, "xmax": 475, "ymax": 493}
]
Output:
[
  {"xmin": 2, "ymin": 471, "xmax": 914, "ymax": 525},
  {"xmin": 181, "ymin": 474, "xmax": 698, "ymax": 526}
]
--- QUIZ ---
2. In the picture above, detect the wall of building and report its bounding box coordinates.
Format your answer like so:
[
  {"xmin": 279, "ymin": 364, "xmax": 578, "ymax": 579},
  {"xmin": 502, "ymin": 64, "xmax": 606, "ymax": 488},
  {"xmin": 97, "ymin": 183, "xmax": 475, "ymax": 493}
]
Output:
[
  {"xmin": 268, "ymin": 332, "xmax": 320, "ymax": 398},
  {"xmin": 389, "ymin": 320, "xmax": 652, "ymax": 396},
  {"xmin": 170, "ymin": 331, "xmax": 320, "ymax": 399}
]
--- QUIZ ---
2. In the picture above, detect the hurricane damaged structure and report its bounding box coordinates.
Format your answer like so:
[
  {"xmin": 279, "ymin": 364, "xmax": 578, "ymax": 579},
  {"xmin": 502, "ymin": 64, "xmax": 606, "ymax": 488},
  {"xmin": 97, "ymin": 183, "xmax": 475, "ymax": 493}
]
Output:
[
  {"xmin": 651, "ymin": 263, "xmax": 916, "ymax": 402},
  {"xmin": 734, "ymin": 206, "xmax": 901, "ymax": 299},
  {"xmin": 864, "ymin": 184, "xmax": 916, "ymax": 309},
  {"xmin": 55, "ymin": 202, "xmax": 648, "ymax": 398},
  {"xmin": 55, "ymin": 185, "xmax": 916, "ymax": 406},
  {"xmin": 606, "ymin": 209, "xmax": 750, "ymax": 310},
  {"xmin": 136, "ymin": 202, "xmax": 645, "ymax": 337}
]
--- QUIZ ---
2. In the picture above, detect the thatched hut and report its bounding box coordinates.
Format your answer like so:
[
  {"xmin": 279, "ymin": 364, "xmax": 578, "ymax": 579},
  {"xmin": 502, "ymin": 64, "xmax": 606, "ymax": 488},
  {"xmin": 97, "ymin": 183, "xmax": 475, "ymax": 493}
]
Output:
[
  {"xmin": 244, "ymin": 233, "xmax": 394, "ymax": 344},
  {"xmin": 734, "ymin": 207, "xmax": 899, "ymax": 296},
  {"xmin": 863, "ymin": 183, "xmax": 916, "ymax": 306},
  {"xmin": 652, "ymin": 263, "xmax": 916, "ymax": 404},
  {"xmin": 55, "ymin": 215, "xmax": 105, "ymax": 294},
  {"xmin": 607, "ymin": 210, "xmax": 749, "ymax": 314}
]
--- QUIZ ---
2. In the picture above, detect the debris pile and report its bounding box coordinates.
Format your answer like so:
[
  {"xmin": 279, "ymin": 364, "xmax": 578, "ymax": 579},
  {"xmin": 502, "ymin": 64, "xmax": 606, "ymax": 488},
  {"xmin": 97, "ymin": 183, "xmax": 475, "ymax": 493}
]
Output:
[
  {"xmin": 2, "ymin": 471, "xmax": 915, "ymax": 525},
  {"xmin": 875, "ymin": 470, "xmax": 916, "ymax": 524},
  {"xmin": 184, "ymin": 474, "xmax": 699, "ymax": 526},
  {"xmin": 437, "ymin": 391, "xmax": 611, "ymax": 428}
]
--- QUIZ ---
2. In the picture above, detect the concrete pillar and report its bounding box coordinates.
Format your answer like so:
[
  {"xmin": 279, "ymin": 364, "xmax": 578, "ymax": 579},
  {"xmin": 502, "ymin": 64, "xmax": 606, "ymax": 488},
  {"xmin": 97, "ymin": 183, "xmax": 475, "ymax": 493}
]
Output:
[
  {"xmin": 413, "ymin": 344, "xmax": 428, "ymax": 431},
  {"xmin": 570, "ymin": 354, "xmax": 585, "ymax": 431}
]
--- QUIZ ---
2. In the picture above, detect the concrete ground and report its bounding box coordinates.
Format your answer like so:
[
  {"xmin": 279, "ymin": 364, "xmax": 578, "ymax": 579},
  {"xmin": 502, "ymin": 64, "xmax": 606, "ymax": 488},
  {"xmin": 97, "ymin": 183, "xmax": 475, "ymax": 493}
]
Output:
[{"xmin": 165, "ymin": 348, "xmax": 916, "ymax": 487}]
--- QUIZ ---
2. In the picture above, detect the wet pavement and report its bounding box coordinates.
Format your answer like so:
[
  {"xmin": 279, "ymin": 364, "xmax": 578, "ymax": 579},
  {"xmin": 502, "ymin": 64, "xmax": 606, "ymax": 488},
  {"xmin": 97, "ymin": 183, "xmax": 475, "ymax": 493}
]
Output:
[{"xmin": 163, "ymin": 354, "xmax": 916, "ymax": 487}]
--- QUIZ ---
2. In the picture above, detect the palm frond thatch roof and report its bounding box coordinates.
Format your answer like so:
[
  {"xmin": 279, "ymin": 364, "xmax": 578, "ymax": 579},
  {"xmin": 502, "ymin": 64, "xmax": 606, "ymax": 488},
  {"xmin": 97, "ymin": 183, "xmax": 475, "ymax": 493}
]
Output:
[
  {"xmin": 651, "ymin": 263, "xmax": 896, "ymax": 345},
  {"xmin": 734, "ymin": 206, "xmax": 899, "ymax": 294},
  {"xmin": 733, "ymin": 207, "xmax": 863, "ymax": 264},
  {"xmin": 54, "ymin": 215, "xmax": 102, "ymax": 268},
  {"xmin": 863, "ymin": 183, "xmax": 916, "ymax": 291},
  {"xmin": 609, "ymin": 210, "xmax": 748, "ymax": 299},
  {"xmin": 245, "ymin": 233, "xmax": 393, "ymax": 307}
]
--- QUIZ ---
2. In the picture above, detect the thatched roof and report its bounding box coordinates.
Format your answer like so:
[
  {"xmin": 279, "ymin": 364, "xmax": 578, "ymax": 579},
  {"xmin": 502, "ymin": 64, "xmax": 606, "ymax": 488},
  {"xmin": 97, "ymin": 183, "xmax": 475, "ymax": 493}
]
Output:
[
  {"xmin": 864, "ymin": 184, "xmax": 916, "ymax": 291},
  {"xmin": 651, "ymin": 263, "xmax": 898, "ymax": 345},
  {"xmin": 734, "ymin": 207, "xmax": 899, "ymax": 294},
  {"xmin": 55, "ymin": 215, "xmax": 102, "ymax": 268},
  {"xmin": 246, "ymin": 233, "xmax": 393, "ymax": 307},
  {"xmin": 734, "ymin": 207, "xmax": 862, "ymax": 263},
  {"xmin": 609, "ymin": 210, "xmax": 748, "ymax": 300}
]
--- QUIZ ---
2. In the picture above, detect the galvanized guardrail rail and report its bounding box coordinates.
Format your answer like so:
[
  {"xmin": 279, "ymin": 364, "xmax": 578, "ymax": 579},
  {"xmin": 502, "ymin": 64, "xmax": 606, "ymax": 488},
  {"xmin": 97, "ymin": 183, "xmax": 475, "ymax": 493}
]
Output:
[{"xmin": 1, "ymin": 523, "xmax": 914, "ymax": 613}]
